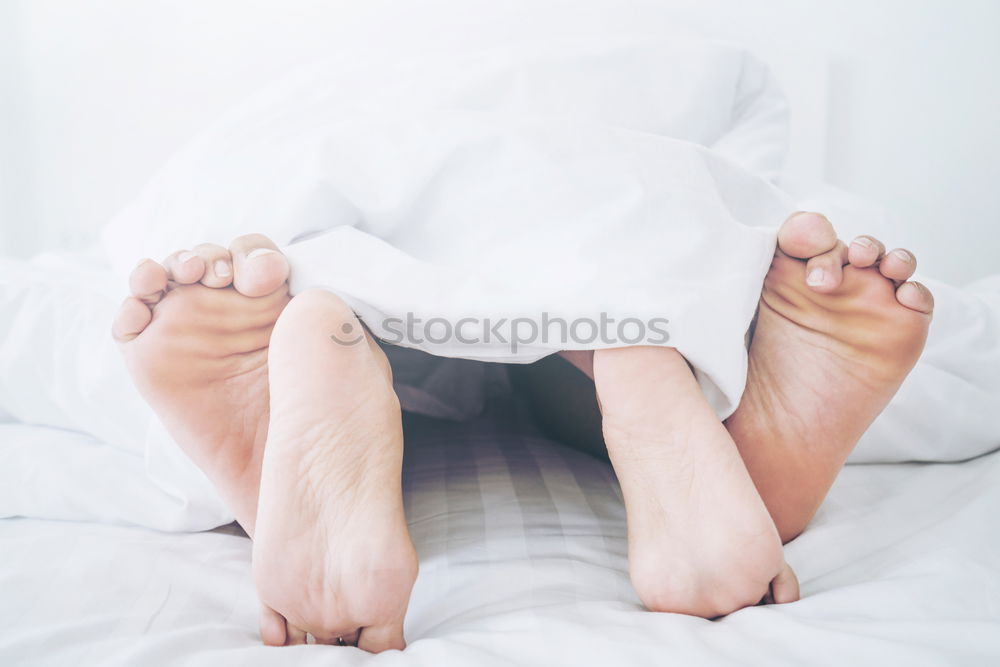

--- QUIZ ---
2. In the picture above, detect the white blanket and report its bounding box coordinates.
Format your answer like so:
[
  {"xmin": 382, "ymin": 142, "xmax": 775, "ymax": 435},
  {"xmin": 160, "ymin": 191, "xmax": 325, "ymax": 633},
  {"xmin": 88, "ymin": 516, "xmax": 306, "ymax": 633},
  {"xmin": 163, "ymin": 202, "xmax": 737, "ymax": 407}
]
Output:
[{"xmin": 101, "ymin": 31, "xmax": 792, "ymax": 419}]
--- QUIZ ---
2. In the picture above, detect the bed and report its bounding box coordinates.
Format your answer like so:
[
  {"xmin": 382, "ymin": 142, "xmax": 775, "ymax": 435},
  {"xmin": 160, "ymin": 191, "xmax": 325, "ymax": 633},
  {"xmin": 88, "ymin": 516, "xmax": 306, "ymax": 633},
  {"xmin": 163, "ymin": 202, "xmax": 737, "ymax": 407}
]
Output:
[
  {"xmin": 3, "ymin": 4, "xmax": 1000, "ymax": 664},
  {"xmin": 2, "ymin": 397, "xmax": 999, "ymax": 666}
]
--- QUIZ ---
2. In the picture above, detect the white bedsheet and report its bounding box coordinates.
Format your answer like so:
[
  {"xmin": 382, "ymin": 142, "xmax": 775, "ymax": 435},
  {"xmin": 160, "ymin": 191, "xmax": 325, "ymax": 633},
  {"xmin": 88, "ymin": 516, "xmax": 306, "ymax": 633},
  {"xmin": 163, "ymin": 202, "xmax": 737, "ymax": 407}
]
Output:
[{"xmin": 2, "ymin": 411, "xmax": 998, "ymax": 666}]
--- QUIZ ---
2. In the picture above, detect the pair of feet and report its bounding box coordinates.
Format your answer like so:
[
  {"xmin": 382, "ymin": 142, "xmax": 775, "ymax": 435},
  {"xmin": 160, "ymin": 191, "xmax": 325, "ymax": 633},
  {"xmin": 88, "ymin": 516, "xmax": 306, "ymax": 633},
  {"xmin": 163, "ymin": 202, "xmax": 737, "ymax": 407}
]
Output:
[
  {"xmin": 113, "ymin": 235, "xmax": 416, "ymax": 651},
  {"xmin": 566, "ymin": 215, "xmax": 932, "ymax": 615},
  {"xmin": 112, "ymin": 214, "xmax": 932, "ymax": 650}
]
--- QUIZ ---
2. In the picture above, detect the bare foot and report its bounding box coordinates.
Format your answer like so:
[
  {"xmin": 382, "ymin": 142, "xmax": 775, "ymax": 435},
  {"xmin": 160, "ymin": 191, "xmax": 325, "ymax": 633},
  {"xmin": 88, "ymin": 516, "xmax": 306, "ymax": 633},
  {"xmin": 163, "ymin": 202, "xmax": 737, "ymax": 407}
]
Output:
[
  {"xmin": 253, "ymin": 289, "xmax": 418, "ymax": 652},
  {"xmin": 726, "ymin": 212, "xmax": 933, "ymax": 542},
  {"xmin": 593, "ymin": 346, "xmax": 799, "ymax": 618},
  {"xmin": 112, "ymin": 235, "xmax": 322, "ymax": 645},
  {"xmin": 112, "ymin": 234, "xmax": 290, "ymax": 530}
]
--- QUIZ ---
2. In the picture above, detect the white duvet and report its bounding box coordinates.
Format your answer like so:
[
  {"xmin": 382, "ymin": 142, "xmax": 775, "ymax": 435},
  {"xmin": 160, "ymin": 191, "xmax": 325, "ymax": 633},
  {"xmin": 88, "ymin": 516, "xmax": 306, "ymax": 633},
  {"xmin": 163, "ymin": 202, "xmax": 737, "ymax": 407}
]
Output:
[{"xmin": 101, "ymin": 29, "xmax": 791, "ymax": 420}]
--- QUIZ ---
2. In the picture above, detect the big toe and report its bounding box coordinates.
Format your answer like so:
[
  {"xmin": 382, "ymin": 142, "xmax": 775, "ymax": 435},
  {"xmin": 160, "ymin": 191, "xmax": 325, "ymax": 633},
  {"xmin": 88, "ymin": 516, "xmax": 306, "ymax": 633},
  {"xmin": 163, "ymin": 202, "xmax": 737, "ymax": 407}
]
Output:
[
  {"xmin": 229, "ymin": 234, "xmax": 290, "ymax": 298},
  {"xmin": 776, "ymin": 212, "xmax": 839, "ymax": 260},
  {"xmin": 763, "ymin": 561, "xmax": 800, "ymax": 605},
  {"xmin": 259, "ymin": 604, "xmax": 289, "ymax": 647},
  {"xmin": 358, "ymin": 623, "xmax": 406, "ymax": 653}
]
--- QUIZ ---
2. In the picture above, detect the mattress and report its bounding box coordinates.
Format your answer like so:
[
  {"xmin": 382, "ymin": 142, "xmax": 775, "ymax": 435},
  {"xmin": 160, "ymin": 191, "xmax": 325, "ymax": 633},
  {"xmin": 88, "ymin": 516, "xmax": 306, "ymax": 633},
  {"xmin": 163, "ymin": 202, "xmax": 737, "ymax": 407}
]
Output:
[{"xmin": 2, "ymin": 402, "xmax": 999, "ymax": 666}]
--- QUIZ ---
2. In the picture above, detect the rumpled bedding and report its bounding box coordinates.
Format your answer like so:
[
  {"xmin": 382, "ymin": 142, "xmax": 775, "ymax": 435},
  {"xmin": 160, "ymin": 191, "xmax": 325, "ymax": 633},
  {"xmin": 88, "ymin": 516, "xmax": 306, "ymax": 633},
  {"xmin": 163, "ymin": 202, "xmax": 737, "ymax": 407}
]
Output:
[
  {"xmin": 2, "ymin": 5, "xmax": 1000, "ymax": 662},
  {"xmin": 2, "ymin": 22, "xmax": 1000, "ymax": 528},
  {"xmin": 2, "ymin": 248, "xmax": 1000, "ymax": 532},
  {"xmin": 2, "ymin": 408, "xmax": 1000, "ymax": 666},
  {"xmin": 101, "ymin": 31, "xmax": 792, "ymax": 420}
]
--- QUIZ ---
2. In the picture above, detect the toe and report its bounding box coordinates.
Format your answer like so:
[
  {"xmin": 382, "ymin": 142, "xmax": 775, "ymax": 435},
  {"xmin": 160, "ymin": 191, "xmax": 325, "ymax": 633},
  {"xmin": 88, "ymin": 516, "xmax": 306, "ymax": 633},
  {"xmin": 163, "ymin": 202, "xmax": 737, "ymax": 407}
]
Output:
[
  {"xmin": 229, "ymin": 234, "xmax": 290, "ymax": 298},
  {"xmin": 259, "ymin": 604, "xmax": 288, "ymax": 647},
  {"xmin": 163, "ymin": 250, "xmax": 206, "ymax": 285},
  {"xmin": 768, "ymin": 562, "xmax": 800, "ymax": 605},
  {"xmin": 847, "ymin": 235, "xmax": 885, "ymax": 268},
  {"xmin": 879, "ymin": 248, "xmax": 918, "ymax": 282},
  {"xmin": 357, "ymin": 623, "xmax": 406, "ymax": 653},
  {"xmin": 896, "ymin": 281, "xmax": 935, "ymax": 314},
  {"xmin": 285, "ymin": 624, "xmax": 308, "ymax": 646},
  {"xmin": 191, "ymin": 243, "xmax": 234, "ymax": 288},
  {"xmin": 804, "ymin": 240, "xmax": 848, "ymax": 292},
  {"xmin": 776, "ymin": 211, "xmax": 838, "ymax": 259},
  {"xmin": 111, "ymin": 297, "xmax": 153, "ymax": 343},
  {"xmin": 129, "ymin": 259, "xmax": 168, "ymax": 303}
]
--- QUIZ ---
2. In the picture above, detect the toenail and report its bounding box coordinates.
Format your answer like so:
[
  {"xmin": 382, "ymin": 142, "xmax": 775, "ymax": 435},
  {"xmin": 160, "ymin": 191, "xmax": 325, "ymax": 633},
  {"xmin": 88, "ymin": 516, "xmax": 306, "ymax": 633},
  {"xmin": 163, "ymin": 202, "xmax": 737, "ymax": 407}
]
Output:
[
  {"xmin": 806, "ymin": 268, "xmax": 826, "ymax": 286},
  {"xmin": 214, "ymin": 260, "xmax": 232, "ymax": 277},
  {"xmin": 893, "ymin": 249, "xmax": 913, "ymax": 263},
  {"xmin": 178, "ymin": 251, "xmax": 197, "ymax": 263},
  {"xmin": 247, "ymin": 248, "xmax": 277, "ymax": 261},
  {"xmin": 852, "ymin": 237, "xmax": 876, "ymax": 249}
]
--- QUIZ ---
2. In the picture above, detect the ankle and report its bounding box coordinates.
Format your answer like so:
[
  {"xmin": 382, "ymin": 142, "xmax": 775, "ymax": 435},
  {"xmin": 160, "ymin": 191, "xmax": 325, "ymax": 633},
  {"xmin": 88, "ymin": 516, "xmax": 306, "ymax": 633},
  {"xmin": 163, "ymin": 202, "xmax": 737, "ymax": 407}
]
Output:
[{"xmin": 593, "ymin": 346, "xmax": 700, "ymax": 422}]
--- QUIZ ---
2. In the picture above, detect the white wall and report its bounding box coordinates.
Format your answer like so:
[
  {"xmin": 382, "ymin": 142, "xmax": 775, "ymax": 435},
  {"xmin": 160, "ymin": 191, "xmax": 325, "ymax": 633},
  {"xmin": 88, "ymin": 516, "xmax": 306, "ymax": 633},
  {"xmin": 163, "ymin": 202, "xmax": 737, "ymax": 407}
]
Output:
[
  {"xmin": 665, "ymin": 0, "xmax": 1000, "ymax": 285},
  {"xmin": 1, "ymin": 0, "xmax": 998, "ymax": 284}
]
